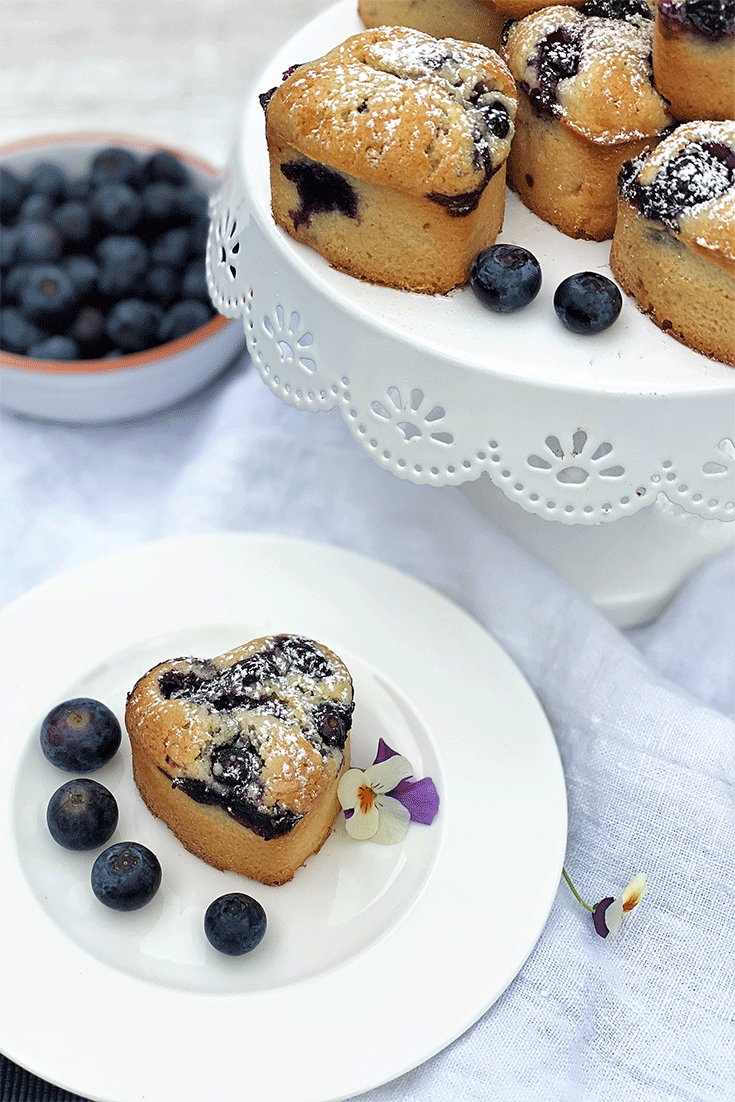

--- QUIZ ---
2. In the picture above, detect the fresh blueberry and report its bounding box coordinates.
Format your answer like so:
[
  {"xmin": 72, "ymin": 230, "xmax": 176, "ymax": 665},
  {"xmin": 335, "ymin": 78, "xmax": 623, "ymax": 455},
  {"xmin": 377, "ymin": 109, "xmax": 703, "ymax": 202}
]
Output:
[
  {"xmin": 145, "ymin": 265, "xmax": 180, "ymax": 306},
  {"xmin": 27, "ymin": 161, "xmax": 67, "ymax": 202},
  {"xmin": 67, "ymin": 305, "xmax": 106, "ymax": 352},
  {"xmin": 61, "ymin": 254, "xmax": 99, "ymax": 298},
  {"xmin": 553, "ymin": 271, "xmax": 623, "ymax": 334},
  {"xmin": 470, "ymin": 244, "xmax": 542, "ymax": 313},
  {"xmin": 64, "ymin": 175, "xmax": 92, "ymax": 202},
  {"xmin": 90, "ymin": 182, "xmax": 142, "ymax": 234},
  {"xmin": 189, "ymin": 218, "xmax": 209, "ymax": 255},
  {"xmin": 150, "ymin": 227, "xmax": 191, "ymax": 269},
  {"xmin": 46, "ymin": 778, "xmax": 118, "ymax": 850},
  {"xmin": 2, "ymin": 263, "xmax": 33, "ymax": 304},
  {"xmin": 0, "ymin": 225, "xmax": 20, "ymax": 269},
  {"xmin": 0, "ymin": 166, "xmax": 28, "ymax": 220},
  {"xmin": 142, "ymin": 150, "xmax": 190, "ymax": 187},
  {"xmin": 181, "ymin": 259, "xmax": 209, "ymax": 302},
  {"xmin": 51, "ymin": 199, "xmax": 93, "ymax": 245},
  {"xmin": 40, "ymin": 697, "xmax": 121, "ymax": 772},
  {"xmin": 140, "ymin": 182, "xmax": 180, "ymax": 226},
  {"xmin": 27, "ymin": 334, "xmax": 80, "ymax": 361},
  {"xmin": 204, "ymin": 893, "xmax": 267, "ymax": 955},
  {"xmin": 89, "ymin": 147, "xmax": 140, "ymax": 189},
  {"xmin": 158, "ymin": 299, "xmax": 212, "ymax": 343},
  {"xmin": 0, "ymin": 306, "xmax": 46, "ymax": 354},
  {"xmin": 91, "ymin": 842, "xmax": 162, "ymax": 911},
  {"xmin": 18, "ymin": 193, "xmax": 55, "ymax": 223},
  {"xmin": 96, "ymin": 235, "xmax": 148, "ymax": 298},
  {"xmin": 15, "ymin": 220, "xmax": 64, "ymax": 264},
  {"xmin": 104, "ymin": 298, "xmax": 162, "ymax": 351},
  {"xmin": 18, "ymin": 264, "xmax": 78, "ymax": 324},
  {"xmin": 176, "ymin": 185, "xmax": 208, "ymax": 223}
]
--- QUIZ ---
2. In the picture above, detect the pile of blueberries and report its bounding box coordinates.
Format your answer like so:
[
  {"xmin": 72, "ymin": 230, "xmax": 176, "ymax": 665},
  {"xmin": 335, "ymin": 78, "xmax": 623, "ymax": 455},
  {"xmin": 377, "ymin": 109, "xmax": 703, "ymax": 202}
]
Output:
[
  {"xmin": 41, "ymin": 697, "xmax": 267, "ymax": 956},
  {"xmin": 0, "ymin": 146, "xmax": 216, "ymax": 361}
]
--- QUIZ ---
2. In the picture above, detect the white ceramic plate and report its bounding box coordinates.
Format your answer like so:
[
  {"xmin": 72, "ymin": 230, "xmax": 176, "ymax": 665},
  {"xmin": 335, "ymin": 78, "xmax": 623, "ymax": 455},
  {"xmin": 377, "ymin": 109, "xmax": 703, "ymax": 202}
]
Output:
[{"xmin": 0, "ymin": 533, "xmax": 566, "ymax": 1102}]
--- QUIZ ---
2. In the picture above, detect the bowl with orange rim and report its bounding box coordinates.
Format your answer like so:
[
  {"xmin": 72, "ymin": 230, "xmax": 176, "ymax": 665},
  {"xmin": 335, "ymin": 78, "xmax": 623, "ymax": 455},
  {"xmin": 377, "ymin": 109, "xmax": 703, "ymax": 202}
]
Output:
[{"xmin": 0, "ymin": 133, "xmax": 246, "ymax": 424}]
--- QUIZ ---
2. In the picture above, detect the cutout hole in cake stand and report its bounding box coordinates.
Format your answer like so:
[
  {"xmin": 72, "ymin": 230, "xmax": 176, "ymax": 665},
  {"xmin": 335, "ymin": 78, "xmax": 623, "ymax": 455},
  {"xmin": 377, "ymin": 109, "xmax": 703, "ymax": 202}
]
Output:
[{"xmin": 206, "ymin": 0, "xmax": 735, "ymax": 629}]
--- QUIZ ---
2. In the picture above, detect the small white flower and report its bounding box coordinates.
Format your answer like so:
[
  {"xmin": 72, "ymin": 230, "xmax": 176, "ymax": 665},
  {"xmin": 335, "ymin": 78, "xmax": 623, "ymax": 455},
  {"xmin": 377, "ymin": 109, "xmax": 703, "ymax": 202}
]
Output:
[
  {"xmin": 594, "ymin": 872, "xmax": 647, "ymax": 937},
  {"xmin": 338, "ymin": 755, "xmax": 414, "ymax": 844}
]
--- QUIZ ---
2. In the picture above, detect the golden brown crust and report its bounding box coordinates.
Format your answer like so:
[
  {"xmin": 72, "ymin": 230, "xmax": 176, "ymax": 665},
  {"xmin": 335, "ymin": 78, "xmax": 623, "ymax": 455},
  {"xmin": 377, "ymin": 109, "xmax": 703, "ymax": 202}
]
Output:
[
  {"xmin": 264, "ymin": 25, "xmax": 516, "ymax": 292},
  {"xmin": 130, "ymin": 741, "xmax": 348, "ymax": 886},
  {"xmin": 502, "ymin": 5, "xmax": 671, "ymax": 238},
  {"xmin": 506, "ymin": 87, "xmax": 659, "ymax": 239},
  {"xmin": 267, "ymin": 137, "xmax": 507, "ymax": 292},
  {"xmin": 503, "ymin": 6, "xmax": 671, "ymax": 145},
  {"xmin": 610, "ymin": 123, "xmax": 735, "ymax": 365},
  {"xmin": 652, "ymin": 8, "xmax": 735, "ymax": 122},
  {"xmin": 610, "ymin": 199, "xmax": 735, "ymax": 365},
  {"xmin": 357, "ymin": 0, "xmax": 507, "ymax": 51},
  {"xmin": 125, "ymin": 634, "xmax": 354, "ymax": 885},
  {"xmin": 266, "ymin": 26, "xmax": 516, "ymax": 199}
]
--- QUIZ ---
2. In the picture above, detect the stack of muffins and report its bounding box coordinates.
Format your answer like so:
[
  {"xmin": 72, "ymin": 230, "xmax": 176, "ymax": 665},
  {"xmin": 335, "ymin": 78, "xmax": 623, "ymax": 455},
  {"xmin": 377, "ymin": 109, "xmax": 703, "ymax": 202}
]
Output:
[{"xmin": 260, "ymin": 0, "xmax": 734, "ymax": 364}]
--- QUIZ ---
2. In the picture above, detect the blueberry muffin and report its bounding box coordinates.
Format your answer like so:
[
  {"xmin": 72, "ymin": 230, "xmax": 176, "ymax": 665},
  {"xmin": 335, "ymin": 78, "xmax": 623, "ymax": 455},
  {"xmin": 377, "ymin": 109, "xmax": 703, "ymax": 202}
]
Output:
[
  {"xmin": 503, "ymin": 3, "xmax": 672, "ymax": 239},
  {"xmin": 652, "ymin": 0, "xmax": 735, "ymax": 122},
  {"xmin": 262, "ymin": 26, "xmax": 517, "ymax": 293},
  {"xmin": 610, "ymin": 121, "xmax": 735, "ymax": 364},
  {"xmin": 357, "ymin": 0, "xmax": 507, "ymax": 50},
  {"xmin": 125, "ymin": 635, "xmax": 354, "ymax": 885}
]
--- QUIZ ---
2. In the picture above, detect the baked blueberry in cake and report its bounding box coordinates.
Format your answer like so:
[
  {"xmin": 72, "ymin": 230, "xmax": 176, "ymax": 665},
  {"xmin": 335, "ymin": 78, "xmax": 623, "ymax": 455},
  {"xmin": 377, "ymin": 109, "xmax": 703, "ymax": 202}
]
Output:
[
  {"xmin": 262, "ymin": 26, "xmax": 517, "ymax": 293},
  {"xmin": 125, "ymin": 634, "xmax": 355, "ymax": 885},
  {"xmin": 610, "ymin": 120, "xmax": 735, "ymax": 364},
  {"xmin": 652, "ymin": 0, "xmax": 735, "ymax": 121},
  {"xmin": 503, "ymin": 4, "xmax": 672, "ymax": 239}
]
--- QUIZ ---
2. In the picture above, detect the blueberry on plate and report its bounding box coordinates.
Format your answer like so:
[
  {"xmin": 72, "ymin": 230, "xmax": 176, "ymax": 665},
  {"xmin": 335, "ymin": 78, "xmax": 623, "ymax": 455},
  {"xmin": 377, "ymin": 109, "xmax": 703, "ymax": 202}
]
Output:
[
  {"xmin": 27, "ymin": 334, "xmax": 80, "ymax": 361},
  {"xmin": 470, "ymin": 244, "xmax": 542, "ymax": 313},
  {"xmin": 204, "ymin": 893, "xmax": 267, "ymax": 955},
  {"xmin": 91, "ymin": 842, "xmax": 162, "ymax": 911},
  {"xmin": 40, "ymin": 697, "xmax": 121, "ymax": 772},
  {"xmin": 47, "ymin": 778, "xmax": 118, "ymax": 850},
  {"xmin": 554, "ymin": 271, "xmax": 623, "ymax": 335}
]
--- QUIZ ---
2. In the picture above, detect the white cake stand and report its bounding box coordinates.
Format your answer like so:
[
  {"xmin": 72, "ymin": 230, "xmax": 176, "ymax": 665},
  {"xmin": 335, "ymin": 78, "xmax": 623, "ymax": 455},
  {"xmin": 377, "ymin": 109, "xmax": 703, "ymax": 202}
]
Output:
[{"xmin": 207, "ymin": 0, "xmax": 735, "ymax": 627}]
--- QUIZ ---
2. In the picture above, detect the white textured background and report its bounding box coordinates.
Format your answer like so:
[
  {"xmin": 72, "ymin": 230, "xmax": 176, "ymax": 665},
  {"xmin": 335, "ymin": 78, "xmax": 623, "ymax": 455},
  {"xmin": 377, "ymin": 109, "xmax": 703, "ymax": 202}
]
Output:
[{"xmin": 0, "ymin": 0, "xmax": 332, "ymax": 163}]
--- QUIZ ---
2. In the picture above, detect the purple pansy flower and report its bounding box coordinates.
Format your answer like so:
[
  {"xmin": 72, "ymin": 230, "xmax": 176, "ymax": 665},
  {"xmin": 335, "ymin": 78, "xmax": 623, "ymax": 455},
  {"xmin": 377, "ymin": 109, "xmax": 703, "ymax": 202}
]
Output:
[{"xmin": 337, "ymin": 739, "xmax": 440, "ymax": 844}]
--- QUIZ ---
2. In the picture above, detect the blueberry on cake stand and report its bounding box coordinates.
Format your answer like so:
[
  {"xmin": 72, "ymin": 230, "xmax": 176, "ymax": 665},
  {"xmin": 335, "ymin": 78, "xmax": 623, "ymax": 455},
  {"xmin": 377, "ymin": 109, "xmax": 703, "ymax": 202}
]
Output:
[{"xmin": 207, "ymin": 0, "xmax": 735, "ymax": 628}]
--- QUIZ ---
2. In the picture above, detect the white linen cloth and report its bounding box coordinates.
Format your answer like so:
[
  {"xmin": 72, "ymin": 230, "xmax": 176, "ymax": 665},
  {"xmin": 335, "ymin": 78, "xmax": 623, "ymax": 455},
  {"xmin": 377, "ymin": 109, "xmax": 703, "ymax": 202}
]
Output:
[{"xmin": 1, "ymin": 352, "xmax": 733, "ymax": 1102}]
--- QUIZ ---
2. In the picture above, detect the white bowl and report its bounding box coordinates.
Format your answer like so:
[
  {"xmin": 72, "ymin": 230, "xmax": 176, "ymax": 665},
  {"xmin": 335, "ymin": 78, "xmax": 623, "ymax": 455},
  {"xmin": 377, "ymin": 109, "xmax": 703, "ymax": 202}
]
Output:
[{"xmin": 0, "ymin": 132, "xmax": 246, "ymax": 424}]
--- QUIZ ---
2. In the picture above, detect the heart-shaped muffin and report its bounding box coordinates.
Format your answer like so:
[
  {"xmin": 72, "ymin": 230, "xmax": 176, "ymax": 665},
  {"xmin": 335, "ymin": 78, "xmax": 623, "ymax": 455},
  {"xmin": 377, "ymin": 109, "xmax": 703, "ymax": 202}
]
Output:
[{"xmin": 125, "ymin": 634, "xmax": 354, "ymax": 885}]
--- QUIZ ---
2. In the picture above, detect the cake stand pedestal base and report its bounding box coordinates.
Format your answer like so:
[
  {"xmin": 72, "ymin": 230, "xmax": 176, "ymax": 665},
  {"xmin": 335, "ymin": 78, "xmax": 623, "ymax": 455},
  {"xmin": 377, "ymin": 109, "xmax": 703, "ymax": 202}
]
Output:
[{"xmin": 461, "ymin": 475, "xmax": 735, "ymax": 628}]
